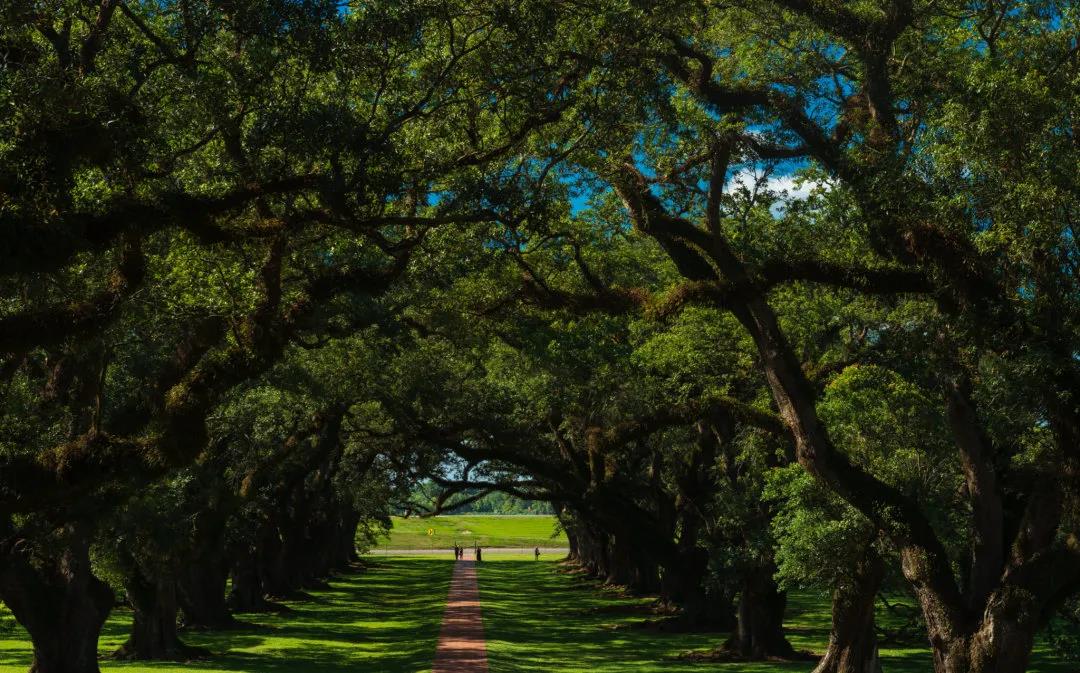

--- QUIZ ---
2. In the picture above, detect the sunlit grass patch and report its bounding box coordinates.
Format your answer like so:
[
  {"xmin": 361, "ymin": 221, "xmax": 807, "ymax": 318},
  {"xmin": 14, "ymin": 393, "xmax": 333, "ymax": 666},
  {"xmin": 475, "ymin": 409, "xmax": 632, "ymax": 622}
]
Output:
[
  {"xmin": 476, "ymin": 557, "xmax": 1072, "ymax": 673},
  {"xmin": 0, "ymin": 557, "xmax": 451, "ymax": 673}
]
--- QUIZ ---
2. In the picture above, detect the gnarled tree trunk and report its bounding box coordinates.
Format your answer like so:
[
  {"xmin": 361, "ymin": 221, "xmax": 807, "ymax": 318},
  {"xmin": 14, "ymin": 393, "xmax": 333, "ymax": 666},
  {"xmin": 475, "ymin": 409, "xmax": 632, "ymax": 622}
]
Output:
[
  {"xmin": 0, "ymin": 525, "xmax": 113, "ymax": 673},
  {"xmin": 605, "ymin": 532, "xmax": 659, "ymax": 593},
  {"xmin": 177, "ymin": 554, "xmax": 233, "ymax": 630},
  {"xmin": 814, "ymin": 548, "xmax": 884, "ymax": 673},
  {"xmin": 334, "ymin": 509, "xmax": 360, "ymax": 567},
  {"xmin": 265, "ymin": 521, "xmax": 310, "ymax": 597},
  {"xmin": 297, "ymin": 505, "xmax": 335, "ymax": 586},
  {"xmin": 565, "ymin": 518, "xmax": 605, "ymax": 578},
  {"xmin": 258, "ymin": 522, "xmax": 296, "ymax": 598},
  {"xmin": 177, "ymin": 507, "xmax": 235, "ymax": 630},
  {"xmin": 725, "ymin": 564, "xmax": 795, "ymax": 659},
  {"xmin": 923, "ymin": 585, "xmax": 1043, "ymax": 673},
  {"xmin": 226, "ymin": 546, "xmax": 274, "ymax": 613},
  {"xmin": 661, "ymin": 546, "xmax": 714, "ymax": 625},
  {"xmin": 115, "ymin": 569, "xmax": 203, "ymax": 660}
]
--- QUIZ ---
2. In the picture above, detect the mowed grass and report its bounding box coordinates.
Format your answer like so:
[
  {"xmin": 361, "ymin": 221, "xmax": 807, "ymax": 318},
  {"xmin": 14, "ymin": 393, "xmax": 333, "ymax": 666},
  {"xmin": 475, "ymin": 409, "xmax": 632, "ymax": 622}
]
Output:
[
  {"xmin": 2, "ymin": 556, "xmax": 1072, "ymax": 673},
  {"xmin": 374, "ymin": 515, "xmax": 567, "ymax": 550},
  {"xmin": 476, "ymin": 556, "xmax": 1073, "ymax": 673},
  {"xmin": 0, "ymin": 558, "xmax": 451, "ymax": 673}
]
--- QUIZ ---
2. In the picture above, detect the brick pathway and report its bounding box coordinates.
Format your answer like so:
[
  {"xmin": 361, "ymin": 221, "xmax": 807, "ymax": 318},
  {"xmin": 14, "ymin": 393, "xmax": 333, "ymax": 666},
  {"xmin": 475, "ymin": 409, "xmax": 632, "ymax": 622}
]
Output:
[{"xmin": 432, "ymin": 560, "xmax": 489, "ymax": 673}]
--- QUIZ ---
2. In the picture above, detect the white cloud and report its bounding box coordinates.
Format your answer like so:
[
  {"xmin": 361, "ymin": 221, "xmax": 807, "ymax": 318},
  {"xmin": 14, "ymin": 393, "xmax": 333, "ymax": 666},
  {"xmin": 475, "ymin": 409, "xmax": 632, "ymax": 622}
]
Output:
[
  {"xmin": 726, "ymin": 167, "xmax": 823, "ymax": 201},
  {"xmin": 725, "ymin": 167, "xmax": 829, "ymax": 217}
]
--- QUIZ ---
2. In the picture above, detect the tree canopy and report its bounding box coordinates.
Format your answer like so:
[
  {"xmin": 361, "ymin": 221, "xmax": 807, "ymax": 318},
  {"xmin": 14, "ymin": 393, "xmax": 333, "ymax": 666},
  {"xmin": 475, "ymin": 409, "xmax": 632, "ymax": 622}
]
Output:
[{"xmin": 1, "ymin": 2, "xmax": 1078, "ymax": 673}]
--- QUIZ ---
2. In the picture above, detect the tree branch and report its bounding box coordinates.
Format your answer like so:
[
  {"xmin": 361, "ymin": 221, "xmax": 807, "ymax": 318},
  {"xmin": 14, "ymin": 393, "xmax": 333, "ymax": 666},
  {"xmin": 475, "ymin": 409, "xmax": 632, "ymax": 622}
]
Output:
[{"xmin": 0, "ymin": 234, "xmax": 145, "ymax": 352}]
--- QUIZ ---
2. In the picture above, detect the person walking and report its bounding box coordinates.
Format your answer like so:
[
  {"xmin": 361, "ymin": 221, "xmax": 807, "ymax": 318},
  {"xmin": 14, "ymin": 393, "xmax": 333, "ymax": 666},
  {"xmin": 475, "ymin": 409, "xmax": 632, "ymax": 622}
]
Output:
[
  {"xmin": 475, "ymin": 546, "xmax": 482, "ymax": 563},
  {"xmin": 534, "ymin": 546, "xmax": 540, "ymax": 561}
]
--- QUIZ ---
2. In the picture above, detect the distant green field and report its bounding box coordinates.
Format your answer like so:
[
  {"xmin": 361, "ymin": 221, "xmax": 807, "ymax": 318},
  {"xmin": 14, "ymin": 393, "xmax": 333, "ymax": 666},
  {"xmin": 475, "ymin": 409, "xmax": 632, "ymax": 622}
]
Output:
[{"xmin": 373, "ymin": 514, "xmax": 567, "ymax": 550}]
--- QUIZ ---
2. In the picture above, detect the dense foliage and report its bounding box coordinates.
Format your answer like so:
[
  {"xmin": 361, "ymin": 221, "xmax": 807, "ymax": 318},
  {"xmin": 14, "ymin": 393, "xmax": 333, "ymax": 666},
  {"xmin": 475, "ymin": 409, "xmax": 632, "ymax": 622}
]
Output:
[{"xmin": 1, "ymin": 2, "xmax": 1078, "ymax": 673}]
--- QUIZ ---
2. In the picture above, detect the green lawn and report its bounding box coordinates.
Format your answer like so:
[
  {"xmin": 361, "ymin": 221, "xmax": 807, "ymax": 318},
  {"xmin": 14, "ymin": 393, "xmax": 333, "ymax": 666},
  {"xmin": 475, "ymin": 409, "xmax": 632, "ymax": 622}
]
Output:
[
  {"xmin": 0, "ymin": 558, "xmax": 451, "ymax": 673},
  {"xmin": 1, "ymin": 557, "xmax": 1072, "ymax": 673},
  {"xmin": 477, "ymin": 556, "xmax": 1073, "ymax": 673},
  {"xmin": 373, "ymin": 515, "xmax": 567, "ymax": 550}
]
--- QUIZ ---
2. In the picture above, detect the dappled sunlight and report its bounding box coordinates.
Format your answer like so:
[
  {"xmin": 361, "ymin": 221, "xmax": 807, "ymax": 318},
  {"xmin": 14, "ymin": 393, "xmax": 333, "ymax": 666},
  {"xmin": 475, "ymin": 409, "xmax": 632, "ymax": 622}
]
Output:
[
  {"xmin": 477, "ymin": 558, "xmax": 1070, "ymax": 673},
  {"xmin": 0, "ymin": 559, "xmax": 452, "ymax": 673}
]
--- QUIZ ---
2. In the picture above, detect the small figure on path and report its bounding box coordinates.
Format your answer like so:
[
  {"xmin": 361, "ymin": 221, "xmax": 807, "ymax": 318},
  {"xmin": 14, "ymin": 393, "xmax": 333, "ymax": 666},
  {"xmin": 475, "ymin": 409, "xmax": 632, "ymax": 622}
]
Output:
[
  {"xmin": 475, "ymin": 546, "xmax": 482, "ymax": 563},
  {"xmin": 452, "ymin": 545, "xmax": 459, "ymax": 560},
  {"xmin": 534, "ymin": 546, "xmax": 540, "ymax": 561}
]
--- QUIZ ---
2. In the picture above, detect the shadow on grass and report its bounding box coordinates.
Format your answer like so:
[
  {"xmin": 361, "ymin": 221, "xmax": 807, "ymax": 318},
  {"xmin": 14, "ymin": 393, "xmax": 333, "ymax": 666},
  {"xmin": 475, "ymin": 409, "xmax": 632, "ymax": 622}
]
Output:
[
  {"xmin": 2, "ymin": 557, "xmax": 1073, "ymax": 673},
  {"xmin": 1, "ymin": 558, "xmax": 454, "ymax": 673},
  {"xmin": 477, "ymin": 559, "xmax": 1071, "ymax": 673}
]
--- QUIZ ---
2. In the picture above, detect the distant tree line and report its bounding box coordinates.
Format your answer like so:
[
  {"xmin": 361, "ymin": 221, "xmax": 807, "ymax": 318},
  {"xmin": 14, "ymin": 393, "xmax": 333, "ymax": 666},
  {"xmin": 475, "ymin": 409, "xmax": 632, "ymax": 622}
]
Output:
[{"xmin": 402, "ymin": 482, "xmax": 554, "ymax": 516}]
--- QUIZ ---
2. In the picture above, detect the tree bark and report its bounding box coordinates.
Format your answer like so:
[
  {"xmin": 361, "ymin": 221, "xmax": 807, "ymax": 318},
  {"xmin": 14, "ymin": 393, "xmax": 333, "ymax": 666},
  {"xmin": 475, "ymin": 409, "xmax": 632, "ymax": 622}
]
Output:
[
  {"xmin": 226, "ymin": 547, "xmax": 273, "ymax": 612},
  {"xmin": 605, "ymin": 532, "xmax": 659, "ymax": 593},
  {"xmin": 662, "ymin": 419, "xmax": 724, "ymax": 626},
  {"xmin": 0, "ymin": 526, "xmax": 113, "ymax": 673},
  {"xmin": 566, "ymin": 528, "xmax": 580, "ymax": 561},
  {"xmin": 924, "ymin": 588, "xmax": 1042, "ymax": 673},
  {"xmin": 726, "ymin": 564, "xmax": 795, "ymax": 659},
  {"xmin": 115, "ymin": 570, "xmax": 204, "ymax": 660},
  {"xmin": 176, "ymin": 554, "xmax": 233, "ymax": 630},
  {"xmin": 258, "ymin": 522, "xmax": 295, "ymax": 598},
  {"xmin": 175, "ymin": 502, "xmax": 235, "ymax": 629},
  {"xmin": 335, "ymin": 510, "xmax": 360, "ymax": 567},
  {"xmin": 263, "ymin": 518, "xmax": 310, "ymax": 597},
  {"xmin": 259, "ymin": 483, "xmax": 320, "ymax": 598},
  {"xmin": 299, "ymin": 513, "xmax": 333, "ymax": 587},
  {"xmin": 814, "ymin": 548, "xmax": 884, "ymax": 673},
  {"xmin": 661, "ymin": 547, "xmax": 712, "ymax": 625}
]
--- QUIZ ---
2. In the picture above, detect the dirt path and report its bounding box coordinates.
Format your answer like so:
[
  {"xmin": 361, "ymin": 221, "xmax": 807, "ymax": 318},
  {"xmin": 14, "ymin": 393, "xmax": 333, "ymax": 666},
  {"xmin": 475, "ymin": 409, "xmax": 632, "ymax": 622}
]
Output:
[{"xmin": 432, "ymin": 559, "xmax": 489, "ymax": 673}]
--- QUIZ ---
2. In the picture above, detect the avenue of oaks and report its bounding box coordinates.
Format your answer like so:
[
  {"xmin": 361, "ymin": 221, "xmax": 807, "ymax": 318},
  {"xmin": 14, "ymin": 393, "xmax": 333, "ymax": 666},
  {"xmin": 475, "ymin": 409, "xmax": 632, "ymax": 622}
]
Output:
[{"xmin": 0, "ymin": 2, "xmax": 1078, "ymax": 673}]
